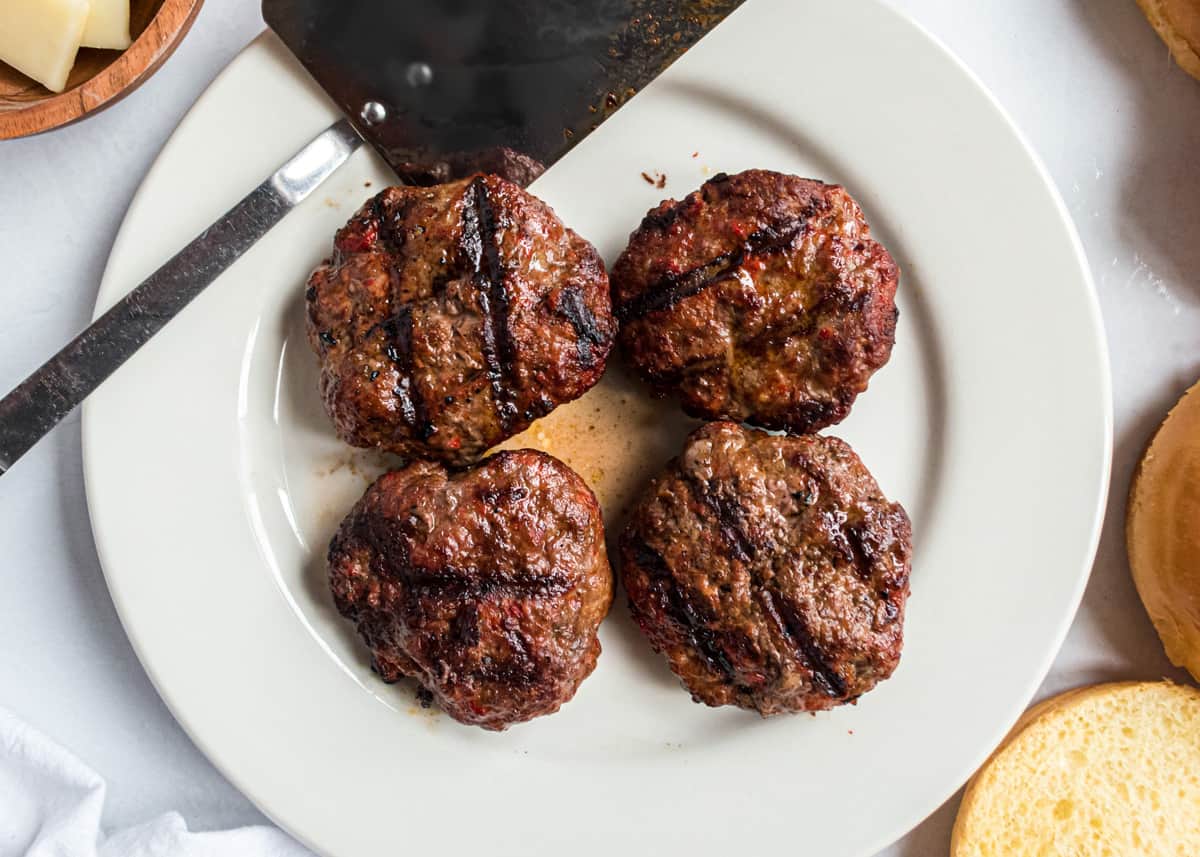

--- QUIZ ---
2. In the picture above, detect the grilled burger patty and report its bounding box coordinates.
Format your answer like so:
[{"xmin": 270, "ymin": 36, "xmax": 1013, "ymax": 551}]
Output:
[
  {"xmin": 611, "ymin": 169, "xmax": 898, "ymax": 434},
  {"xmin": 306, "ymin": 175, "xmax": 616, "ymax": 466},
  {"xmin": 620, "ymin": 422, "xmax": 911, "ymax": 714},
  {"xmin": 328, "ymin": 449, "xmax": 613, "ymax": 730}
]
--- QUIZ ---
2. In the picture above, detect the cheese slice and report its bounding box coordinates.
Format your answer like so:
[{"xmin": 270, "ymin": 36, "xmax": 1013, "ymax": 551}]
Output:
[
  {"xmin": 81, "ymin": 0, "xmax": 131, "ymax": 51},
  {"xmin": 0, "ymin": 0, "xmax": 92, "ymax": 93}
]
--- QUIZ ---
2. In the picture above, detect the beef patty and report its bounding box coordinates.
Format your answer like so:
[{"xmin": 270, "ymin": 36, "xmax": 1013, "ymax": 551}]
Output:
[
  {"xmin": 328, "ymin": 449, "xmax": 613, "ymax": 730},
  {"xmin": 620, "ymin": 422, "xmax": 911, "ymax": 714},
  {"xmin": 611, "ymin": 169, "xmax": 898, "ymax": 434},
  {"xmin": 306, "ymin": 175, "xmax": 616, "ymax": 466}
]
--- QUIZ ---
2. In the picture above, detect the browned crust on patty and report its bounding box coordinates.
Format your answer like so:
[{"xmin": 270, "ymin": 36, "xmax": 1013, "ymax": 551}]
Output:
[
  {"xmin": 620, "ymin": 422, "xmax": 911, "ymax": 714},
  {"xmin": 307, "ymin": 175, "xmax": 616, "ymax": 466},
  {"xmin": 328, "ymin": 449, "xmax": 614, "ymax": 730},
  {"xmin": 611, "ymin": 169, "xmax": 898, "ymax": 434}
]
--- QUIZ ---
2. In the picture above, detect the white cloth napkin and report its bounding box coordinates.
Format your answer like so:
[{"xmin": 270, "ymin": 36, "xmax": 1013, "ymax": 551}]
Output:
[{"xmin": 0, "ymin": 707, "xmax": 314, "ymax": 857}]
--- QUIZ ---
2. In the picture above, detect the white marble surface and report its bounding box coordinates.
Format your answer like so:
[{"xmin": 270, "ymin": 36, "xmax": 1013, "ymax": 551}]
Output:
[{"xmin": 1, "ymin": 0, "xmax": 1197, "ymax": 853}]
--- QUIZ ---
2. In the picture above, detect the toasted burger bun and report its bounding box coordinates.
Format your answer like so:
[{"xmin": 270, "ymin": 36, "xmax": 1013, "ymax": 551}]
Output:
[
  {"xmin": 952, "ymin": 682, "xmax": 1200, "ymax": 857},
  {"xmin": 1137, "ymin": 0, "xmax": 1200, "ymax": 81},
  {"xmin": 1127, "ymin": 379, "xmax": 1200, "ymax": 682}
]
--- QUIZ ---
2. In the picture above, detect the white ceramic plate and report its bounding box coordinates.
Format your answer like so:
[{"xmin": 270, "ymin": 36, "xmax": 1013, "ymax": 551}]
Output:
[{"xmin": 83, "ymin": 1, "xmax": 1112, "ymax": 855}]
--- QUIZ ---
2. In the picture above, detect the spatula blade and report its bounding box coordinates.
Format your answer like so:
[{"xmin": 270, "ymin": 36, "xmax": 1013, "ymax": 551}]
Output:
[{"xmin": 263, "ymin": 0, "xmax": 744, "ymax": 185}]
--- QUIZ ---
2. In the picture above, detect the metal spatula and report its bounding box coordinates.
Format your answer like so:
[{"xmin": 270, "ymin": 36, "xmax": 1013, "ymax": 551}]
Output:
[{"xmin": 0, "ymin": 0, "xmax": 743, "ymax": 475}]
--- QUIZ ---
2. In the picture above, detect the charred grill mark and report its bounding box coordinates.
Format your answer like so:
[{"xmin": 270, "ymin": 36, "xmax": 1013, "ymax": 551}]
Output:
[
  {"xmin": 400, "ymin": 566, "xmax": 572, "ymax": 599},
  {"xmin": 845, "ymin": 523, "xmax": 876, "ymax": 579},
  {"xmin": 640, "ymin": 203, "xmax": 684, "ymax": 232},
  {"xmin": 754, "ymin": 587, "xmax": 792, "ymax": 669},
  {"xmin": 368, "ymin": 193, "xmax": 396, "ymax": 254},
  {"xmin": 462, "ymin": 178, "xmax": 519, "ymax": 430},
  {"xmin": 678, "ymin": 465, "xmax": 848, "ymax": 698},
  {"xmin": 656, "ymin": 579, "xmax": 736, "ymax": 681},
  {"xmin": 374, "ymin": 192, "xmax": 419, "ymax": 254},
  {"xmin": 615, "ymin": 219, "xmax": 810, "ymax": 323},
  {"xmin": 556, "ymin": 286, "xmax": 607, "ymax": 367},
  {"xmin": 789, "ymin": 400, "xmax": 840, "ymax": 433},
  {"xmin": 630, "ymin": 543, "xmax": 737, "ymax": 681},
  {"xmin": 757, "ymin": 588, "xmax": 847, "ymax": 698},
  {"xmin": 521, "ymin": 395, "xmax": 556, "ymax": 423},
  {"xmin": 488, "ymin": 620, "xmax": 541, "ymax": 685},
  {"xmin": 379, "ymin": 307, "xmax": 434, "ymax": 438},
  {"xmin": 618, "ymin": 250, "xmax": 737, "ymax": 323},
  {"xmin": 474, "ymin": 655, "xmax": 539, "ymax": 687},
  {"xmin": 429, "ymin": 270, "xmax": 455, "ymax": 297},
  {"xmin": 699, "ymin": 173, "xmax": 733, "ymax": 205},
  {"xmin": 737, "ymin": 291, "xmax": 839, "ymax": 354},
  {"xmin": 683, "ymin": 475, "xmax": 757, "ymax": 562},
  {"xmin": 479, "ymin": 485, "xmax": 529, "ymax": 506},
  {"xmin": 450, "ymin": 604, "xmax": 480, "ymax": 647},
  {"xmin": 503, "ymin": 622, "xmax": 532, "ymax": 663},
  {"xmin": 823, "ymin": 512, "xmax": 877, "ymax": 577},
  {"xmin": 360, "ymin": 514, "xmax": 416, "ymax": 585},
  {"xmin": 434, "ymin": 612, "xmax": 541, "ymax": 689},
  {"xmin": 628, "ymin": 541, "xmax": 674, "ymax": 585}
]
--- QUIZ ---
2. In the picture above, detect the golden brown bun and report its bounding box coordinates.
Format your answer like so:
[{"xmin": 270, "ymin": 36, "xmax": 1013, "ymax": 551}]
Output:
[
  {"xmin": 1127, "ymin": 379, "xmax": 1200, "ymax": 682},
  {"xmin": 1137, "ymin": 0, "xmax": 1200, "ymax": 81},
  {"xmin": 952, "ymin": 682, "xmax": 1200, "ymax": 856}
]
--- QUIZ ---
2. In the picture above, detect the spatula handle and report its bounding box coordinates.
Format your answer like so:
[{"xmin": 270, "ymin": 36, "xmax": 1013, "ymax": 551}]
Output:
[{"xmin": 0, "ymin": 118, "xmax": 362, "ymax": 475}]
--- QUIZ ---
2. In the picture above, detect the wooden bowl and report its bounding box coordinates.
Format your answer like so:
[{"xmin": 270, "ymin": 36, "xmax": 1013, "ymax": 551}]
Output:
[{"xmin": 0, "ymin": 0, "xmax": 204, "ymax": 140}]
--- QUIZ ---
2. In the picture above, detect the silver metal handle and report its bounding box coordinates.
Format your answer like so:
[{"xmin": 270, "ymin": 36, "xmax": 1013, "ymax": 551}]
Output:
[{"xmin": 0, "ymin": 118, "xmax": 363, "ymax": 475}]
